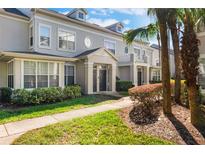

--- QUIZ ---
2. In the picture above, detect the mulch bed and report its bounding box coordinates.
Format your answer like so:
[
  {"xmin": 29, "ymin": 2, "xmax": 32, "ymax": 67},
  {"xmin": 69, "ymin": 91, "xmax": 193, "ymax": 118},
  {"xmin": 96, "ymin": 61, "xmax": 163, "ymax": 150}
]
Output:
[{"xmin": 120, "ymin": 104, "xmax": 205, "ymax": 145}]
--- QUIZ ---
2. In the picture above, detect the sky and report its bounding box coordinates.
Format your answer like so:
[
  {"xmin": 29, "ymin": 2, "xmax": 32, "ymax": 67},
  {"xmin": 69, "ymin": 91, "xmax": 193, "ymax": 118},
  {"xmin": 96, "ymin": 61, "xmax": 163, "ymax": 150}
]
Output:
[{"xmin": 49, "ymin": 8, "xmax": 157, "ymax": 44}]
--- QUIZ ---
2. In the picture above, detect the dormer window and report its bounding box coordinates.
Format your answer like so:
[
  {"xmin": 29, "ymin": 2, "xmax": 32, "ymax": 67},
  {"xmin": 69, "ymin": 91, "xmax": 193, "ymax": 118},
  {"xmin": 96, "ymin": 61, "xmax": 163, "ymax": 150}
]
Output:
[
  {"xmin": 78, "ymin": 12, "xmax": 84, "ymax": 20},
  {"xmin": 117, "ymin": 26, "xmax": 122, "ymax": 33}
]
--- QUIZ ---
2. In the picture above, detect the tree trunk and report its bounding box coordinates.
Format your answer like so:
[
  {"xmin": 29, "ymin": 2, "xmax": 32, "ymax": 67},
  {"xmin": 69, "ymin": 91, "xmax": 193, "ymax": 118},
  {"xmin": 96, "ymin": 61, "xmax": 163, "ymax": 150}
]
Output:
[
  {"xmin": 168, "ymin": 16, "xmax": 181, "ymax": 105},
  {"xmin": 188, "ymin": 85, "xmax": 205, "ymax": 127},
  {"xmin": 158, "ymin": 21, "xmax": 172, "ymax": 114}
]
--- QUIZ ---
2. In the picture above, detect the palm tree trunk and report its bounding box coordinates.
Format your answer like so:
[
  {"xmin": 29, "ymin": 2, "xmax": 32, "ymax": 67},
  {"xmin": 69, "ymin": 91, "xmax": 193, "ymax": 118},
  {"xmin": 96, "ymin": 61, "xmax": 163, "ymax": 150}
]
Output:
[
  {"xmin": 157, "ymin": 10, "xmax": 172, "ymax": 114},
  {"xmin": 168, "ymin": 15, "xmax": 181, "ymax": 105},
  {"xmin": 188, "ymin": 85, "xmax": 205, "ymax": 127}
]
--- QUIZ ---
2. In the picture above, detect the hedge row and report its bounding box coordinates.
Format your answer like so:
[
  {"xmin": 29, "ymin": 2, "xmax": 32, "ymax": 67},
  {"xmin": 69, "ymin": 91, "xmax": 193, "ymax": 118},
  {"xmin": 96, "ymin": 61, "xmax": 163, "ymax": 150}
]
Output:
[
  {"xmin": 116, "ymin": 80, "xmax": 134, "ymax": 91},
  {"xmin": 0, "ymin": 85, "xmax": 81, "ymax": 105}
]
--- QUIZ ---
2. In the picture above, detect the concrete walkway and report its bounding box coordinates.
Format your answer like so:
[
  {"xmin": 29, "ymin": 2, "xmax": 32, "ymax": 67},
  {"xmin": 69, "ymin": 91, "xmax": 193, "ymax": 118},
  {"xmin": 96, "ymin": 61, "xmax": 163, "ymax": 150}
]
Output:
[{"xmin": 0, "ymin": 97, "xmax": 132, "ymax": 145}]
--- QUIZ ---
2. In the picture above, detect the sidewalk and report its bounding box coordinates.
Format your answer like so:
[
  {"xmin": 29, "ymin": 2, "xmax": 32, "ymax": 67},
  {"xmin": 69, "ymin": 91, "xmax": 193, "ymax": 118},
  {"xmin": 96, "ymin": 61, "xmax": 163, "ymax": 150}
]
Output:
[{"xmin": 0, "ymin": 97, "xmax": 132, "ymax": 145}]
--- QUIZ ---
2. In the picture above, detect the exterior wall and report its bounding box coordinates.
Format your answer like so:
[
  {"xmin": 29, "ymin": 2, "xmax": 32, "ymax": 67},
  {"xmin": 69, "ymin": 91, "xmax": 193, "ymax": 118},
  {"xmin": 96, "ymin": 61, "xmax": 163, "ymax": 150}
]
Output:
[
  {"xmin": 118, "ymin": 66, "xmax": 130, "ymax": 81},
  {"xmin": 0, "ymin": 15, "xmax": 29, "ymax": 51},
  {"xmin": 76, "ymin": 60, "xmax": 86, "ymax": 93},
  {"xmin": 0, "ymin": 62, "xmax": 7, "ymax": 87},
  {"xmin": 198, "ymin": 35, "xmax": 205, "ymax": 54}
]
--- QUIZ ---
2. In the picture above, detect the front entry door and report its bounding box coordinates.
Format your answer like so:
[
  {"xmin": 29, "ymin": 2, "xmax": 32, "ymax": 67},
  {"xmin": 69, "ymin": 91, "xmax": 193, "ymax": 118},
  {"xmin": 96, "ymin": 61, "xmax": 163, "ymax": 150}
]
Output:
[
  {"xmin": 99, "ymin": 70, "xmax": 107, "ymax": 91},
  {"xmin": 138, "ymin": 69, "xmax": 142, "ymax": 86}
]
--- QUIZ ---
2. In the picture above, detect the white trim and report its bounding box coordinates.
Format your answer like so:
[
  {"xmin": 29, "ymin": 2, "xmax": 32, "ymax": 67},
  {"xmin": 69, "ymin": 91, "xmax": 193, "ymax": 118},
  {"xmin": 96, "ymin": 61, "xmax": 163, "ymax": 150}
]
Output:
[
  {"xmin": 35, "ymin": 16, "xmax": 123, "ymax": 42},
  {"xmin": 38, "ymin": 23, "xmax": 52, "ymax": 49},
  {"xmin": 104, "ymin": 39, "xmax": 116, "ymax": 55},
  {"xmin": 57, "ymin": 28, "xmax": 76, "ymax": 52},
  {"xmin": 21, "ymin": 60, "xmax": 24, "ymax": 88},
  {"xmin": 0, "ymin": 14, "xmax": 29, "ymax": 23}
]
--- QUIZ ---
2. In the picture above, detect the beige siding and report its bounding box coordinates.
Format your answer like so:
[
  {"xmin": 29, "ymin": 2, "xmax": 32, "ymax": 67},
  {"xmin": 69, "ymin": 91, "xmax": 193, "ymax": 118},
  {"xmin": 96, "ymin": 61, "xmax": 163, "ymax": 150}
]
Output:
[
  {"xmin": 0, "ymin": 16, "xmax": 29, "ymax": 51},
  {"xmin": 0, "ymin": 62, "xmax": 7, "ymax": 87},
  {"xmin": 118, "ymin": 66, "xmax": 130, "ymax": 81},
  {"xmin": 76, "ymin": 60, "xmax": 86, "ymax": 93}
]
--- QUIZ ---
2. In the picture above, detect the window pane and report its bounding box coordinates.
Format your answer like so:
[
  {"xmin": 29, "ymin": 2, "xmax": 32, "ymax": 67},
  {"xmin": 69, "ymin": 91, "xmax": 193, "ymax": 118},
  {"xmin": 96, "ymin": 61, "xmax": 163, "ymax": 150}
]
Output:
[
  {"xmin": 65, "ymin": 66, "xmax": 74, "ymax": 86},
  {"xmin": 24, "ymin": 75, "xmax": 36, "ymax": 88},
  {"xmin": 38, "ymin": 62, "xmax": 48, "ymax": 75},
  {"xmin": 8, "ymin": 75, "xmax": 14, "ymax": 88},
  {"xmin": 40, "ymin": 25, "xmax": 50, "ymax": 47},
  {"xmin": 37, "ymin": 75, "xmax": 48, "ymax": 88},
  {"xmin": 79, "ymin": 12, "xmax": 84, "ymax": 19},
  {"xmin": 49, "ymin": 63, "xmax": 59, "ymax": 75},
  {"xmin": 8, "ymin": 62, "xmax": 13, "ymax": 75},
  {"xmin": 49, "ymin": 75, "xmax": 59, "ymax": 87},
  {"xmin": 58, "ymin": 30, "xmax": 75, "ymax": 50},
  {"xmin": 104, "ymin": 41, "xmax": 115, "ymax": 54},
  {"xmin": 24, "ymin": 61, "xmax": 36, "ymax": 75}
]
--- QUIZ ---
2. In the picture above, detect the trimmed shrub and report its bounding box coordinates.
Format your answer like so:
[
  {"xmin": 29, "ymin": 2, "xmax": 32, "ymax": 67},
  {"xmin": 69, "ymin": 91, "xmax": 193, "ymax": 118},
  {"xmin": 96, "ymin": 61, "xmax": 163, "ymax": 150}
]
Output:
[
  {"xmin": 11, "ymin": 85, "xmax": 81, "ymax": 105},
  {"xmin": 128, "ymin": 84, "xmax": 163, "ymax": 124},
  {"xmin": 63, "ymin": 85, "xmax": 81, "ymax": 99},
  {"xmin": 116, "ymin": 80, "xmax": 133, "ymax": 91},
  {"xmin": 0, "ymin": 87, "xmax": 13, "ymax": 103}
]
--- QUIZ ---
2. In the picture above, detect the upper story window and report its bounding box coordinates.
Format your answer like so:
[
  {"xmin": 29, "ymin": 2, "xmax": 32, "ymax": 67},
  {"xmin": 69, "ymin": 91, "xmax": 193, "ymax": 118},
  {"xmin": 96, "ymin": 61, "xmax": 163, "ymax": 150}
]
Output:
[
  {"xmin": 104, "ymin": 40, "xmax": 116, "ymax": 54},
  {"xmin": 125, "ymin": 46, "xmax": 128, "ymax": 54},
  {"xmin": 58, "ymin": 29, "xmax": 75, "ymax": 51},
  {"xmin": 78, "ymin": 12, "xmax": 85, "ymax": 20},
  {"xmin": 134, "ymin": 47, "xmax": 140, "ymax": 59},
  {"xmin": 39, "ymin": 24, "xmax": 51, "ymax": 48},
  {"xmin": 29, "ymin": 25, "xmax": 33, "ymax": 48},
  {"xmin": 117, "ymin": 26, "xmax": 122, "ymax": 33}
]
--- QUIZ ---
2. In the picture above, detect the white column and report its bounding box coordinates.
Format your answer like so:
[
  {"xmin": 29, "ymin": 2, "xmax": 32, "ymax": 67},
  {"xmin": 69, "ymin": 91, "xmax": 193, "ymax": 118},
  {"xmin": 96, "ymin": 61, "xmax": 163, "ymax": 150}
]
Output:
[
  {"xmin": 130, "ymin": 53, "xmax": 137, "ymax": 85},
  {"xmin": 160, "ymin": 68, "xmax": 162, "ymax": 80},
  {"xmin": 112, "ymin": 63, "xmax": 117, "ymax": 92},
  {"xmin": 96, "ymin": 65, "xmax": 100, "ymax": 92},
  {"xmin": 147, "ymin": 66, "xmax": 150, "ymax": 84},
  {"xmin": 59, "ymin": 62, "xmax": 65, "ymax": 88},
  {"xmin": 13, "ymin": 59, "xmax": 22, "ymax": 89},
  {"xmin": 84, "ymin": 61, "xmax": 93, "ymax": 94}
]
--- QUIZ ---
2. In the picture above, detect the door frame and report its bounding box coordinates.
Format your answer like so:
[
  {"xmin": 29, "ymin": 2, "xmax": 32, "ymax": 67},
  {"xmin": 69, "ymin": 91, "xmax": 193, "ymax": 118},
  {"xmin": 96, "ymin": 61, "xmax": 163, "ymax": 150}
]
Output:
[{"xmin": 137, "ymin": 67, "xmax": 143, "ymax": 86}]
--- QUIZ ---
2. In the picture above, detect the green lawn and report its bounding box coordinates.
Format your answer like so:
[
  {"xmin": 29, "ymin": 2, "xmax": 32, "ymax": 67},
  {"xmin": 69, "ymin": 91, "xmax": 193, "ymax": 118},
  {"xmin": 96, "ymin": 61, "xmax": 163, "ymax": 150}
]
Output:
[
  {"xmin": 13, "ymin": 110, "xmax": 173, "ymax": 145},
  {"xmin": 0, "ymin": 95, "xmax": 118, "ymax": 125}
]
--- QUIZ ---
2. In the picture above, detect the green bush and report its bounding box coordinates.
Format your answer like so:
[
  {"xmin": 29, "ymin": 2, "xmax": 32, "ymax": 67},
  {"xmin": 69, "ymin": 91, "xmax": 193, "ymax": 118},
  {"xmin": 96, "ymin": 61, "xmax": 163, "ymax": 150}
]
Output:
[
  {"xmin": 63, "ymin": 85, "xmax": 81, "ymax": 99},
  {"xmin": 0, "ymin": 87, "xmax": 13, "ymax": 103},
  {"xmin": 11, "ymin": 85, "xmax": 81, "ymax": 105},
  {"xmin": 116, "ymin": 80, "xmax": 133, "ymax": 91}
]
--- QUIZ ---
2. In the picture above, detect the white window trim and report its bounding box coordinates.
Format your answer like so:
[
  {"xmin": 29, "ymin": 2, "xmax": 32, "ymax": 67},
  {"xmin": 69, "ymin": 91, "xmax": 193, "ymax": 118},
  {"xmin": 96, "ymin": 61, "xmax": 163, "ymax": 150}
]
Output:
[
  {"xmin": 29, "ymin": 24, "xmax": 33, "ymax": 49},
  {"xmin": 38, "ymin": 23, "xmax": 52, "ymax": 49},
  {"xmin": 22, "ymin": 60, "xmax": 61, "ymax": 89},
  {"xmin": 57, "ymin": 28, "xmax": 76, "ymax": 52},
  {"xmin": 64, "ymin": 63, "xmax": 76, "ymax": 85},
  {"xmin": 104, "ymin": 39, "xmax": 116, "ymax": 55}
]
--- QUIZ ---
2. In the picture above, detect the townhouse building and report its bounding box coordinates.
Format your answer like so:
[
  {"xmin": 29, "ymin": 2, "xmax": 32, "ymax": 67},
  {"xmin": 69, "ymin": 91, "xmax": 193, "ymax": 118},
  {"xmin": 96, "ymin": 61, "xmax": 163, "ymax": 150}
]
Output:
[{"xmin": 0, "ymin": 8, "xmax": 174, "ymax": 94}]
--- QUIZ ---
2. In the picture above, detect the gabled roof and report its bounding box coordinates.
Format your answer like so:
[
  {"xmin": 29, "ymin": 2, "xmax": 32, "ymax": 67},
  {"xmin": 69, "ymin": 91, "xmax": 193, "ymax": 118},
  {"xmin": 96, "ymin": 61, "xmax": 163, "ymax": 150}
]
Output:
[
  {"xmin": 3, "ymin": 8, "xmax": 28, "ymax": 18},
  {"xmin": 75, "ymin": 47, "xmax": 118, "ymax": 61},
  {"xmin": 106, "ymin": 22, "xmax": 124, "ymax": 29},
  {"xmin": 66, "ymin": 8, "xmax": 88, "ymax": 16}
]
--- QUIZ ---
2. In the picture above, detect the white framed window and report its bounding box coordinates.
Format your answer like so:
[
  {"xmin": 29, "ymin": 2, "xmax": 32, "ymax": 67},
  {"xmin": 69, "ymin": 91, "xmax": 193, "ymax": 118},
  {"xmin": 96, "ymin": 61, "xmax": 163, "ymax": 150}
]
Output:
[
  {"xmin": 24, "ymin": 61, "xmax": 36, "ymax": 88},
  {"xmin": 8, "ymin": 61, "xmax": 14, "ymax": 88},
  {"xmin": 152, "ymin": 70, "xmax": 160, "ymax": 81},
  {"xmin": 58, "ymin": 29, "xmax": 75, "ymax": 51},
  {"xmin": 104, "ymin": 39, "xmax": 116, "ymax": 54},
  {"xmin": 125, "ymin": 46, "xmax": 128, "ymax": 54},
  {"xmin": 39, "ymin": 23, "xmax": 51, "ymax": 48},
  {"xmin": 37, "ymin": 62, "xmax": 48, "ymax": 88},
  {"xmin": 23, "ymin": 61, "xmax": 59, "ymax": 89},
  {"xmin": 117, "ymin": 26, "xmax": 122, "ymax": 32},
  {"xmin": 49, "ymin": 62, "xmax": 59, "ymax": 87},
  {"xmin": 29, "ymin": 25, "xmax": 33, "ymax": 48},
  {"xmin": 134, "ymin": 47, "xmax": 141, "ymax": 59}
]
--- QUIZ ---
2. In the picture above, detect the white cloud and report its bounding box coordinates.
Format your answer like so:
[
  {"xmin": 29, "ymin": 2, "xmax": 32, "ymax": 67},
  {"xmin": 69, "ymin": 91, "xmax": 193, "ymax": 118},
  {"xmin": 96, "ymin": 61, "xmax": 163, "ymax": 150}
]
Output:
[
  {"xmin": 87, "ymin": 18, "xmax": 118, "ymax": 27},
  {"xmin": 90, "ymin": 9, "xmax": 113, "ymax": 16},
  {"xmin": 122, "ymin": 19, "xmax": 130, "ymax": 25},
  {"xmin": 110, "ymin": 8, "xmax": 147, "ymax": 16},
  {"xmin": 58, "ymin": 10, "xmax": 70, "ymax": 15}
]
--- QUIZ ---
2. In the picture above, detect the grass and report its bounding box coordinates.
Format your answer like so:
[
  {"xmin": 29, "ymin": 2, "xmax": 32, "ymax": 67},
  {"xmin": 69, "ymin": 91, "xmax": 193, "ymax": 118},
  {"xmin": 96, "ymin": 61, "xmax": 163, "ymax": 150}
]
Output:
[
  {"xmin": 0, "ymin": 95, "xmax": 118, "ymax": 125},
  {"xmin": 118, "ymin": 91, "xmax": 129, "ymax": 96},
  {"xmin": 13, "ymin": 110, "xmax": 173, "ymax": 145}
]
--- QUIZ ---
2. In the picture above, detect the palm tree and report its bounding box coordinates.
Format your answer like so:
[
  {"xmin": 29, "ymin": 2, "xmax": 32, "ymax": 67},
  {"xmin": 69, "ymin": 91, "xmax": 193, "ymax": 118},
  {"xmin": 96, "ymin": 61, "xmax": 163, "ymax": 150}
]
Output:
[
  {"xmin": 167, "ymin": 9, "xmax": 182, "ymax": 105},
  {"xmin": 180, "ymin": 9, "xmax": 205, "ymax": 127},
  {"xmin": 124, "ymin": 9, "xmax": 172, "ymax": 114}
]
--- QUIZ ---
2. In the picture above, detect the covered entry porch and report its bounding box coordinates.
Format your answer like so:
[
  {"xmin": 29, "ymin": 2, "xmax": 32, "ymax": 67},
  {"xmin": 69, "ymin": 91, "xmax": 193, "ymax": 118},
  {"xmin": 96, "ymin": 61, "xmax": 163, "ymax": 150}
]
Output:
[{"xmin": 75, "ymin": 48, "xmax": 117, "ymax": 94}]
